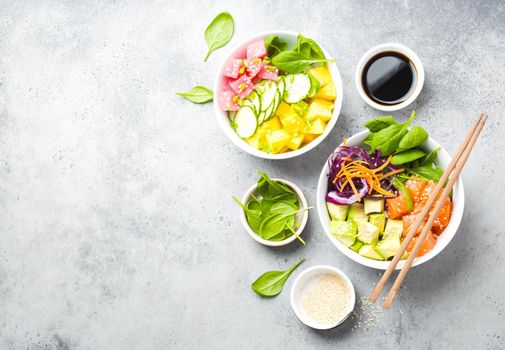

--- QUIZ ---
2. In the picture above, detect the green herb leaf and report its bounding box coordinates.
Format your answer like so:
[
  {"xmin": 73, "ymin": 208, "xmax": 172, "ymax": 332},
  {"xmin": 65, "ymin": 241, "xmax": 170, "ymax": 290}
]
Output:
[
  {"xmin": 364, "ymin": 111, "xmax": 415, "ymax": 156},
  {"xmin": 408, "ymin": 164, "xmax": 444, "ymax": 181},
  {"xmin": 251, "ymin": 258, "xmax": 305, "ymax": 297},
  {"xmin": 391, "ymin": 149, "xmax": 426, "ymax": 165},
  {"xmin": 393, "ymin": 178, "xmax": 413, "ymax": 211},
  {"xmin": 176, "ymin": 86, "xmax": 213, "ymax": 104},
  {"xmin": 421, "ymin": 147, "xmax": 441, "ymax": 166},
  {"xmin": 232, "ymin": 196, "xmax": 262, "ymax": 233},
  {"xmin": 264, "ymin": 35, "xmax": 288, "ymax": 58},
  {"xmin": 364, "ymin": 116, "xmax": 397, "ymax": 132},
  {"xmin": 295, "ymin": 34, "xmax": 325, "ymax": 60},
  {"xmin": 203, "ymin": 12, "xmax": 234, "ymax": 61},
  {"xmin": 271, "ymin": 51, "xmax": 334, "ymax": 74},
  {"xmin": 398, "ymin": 126, "xmax": 429, "ymax": 150},
  {"xmin": 307, "ymin": 73, "xmax": 321, "ymax": 98}
]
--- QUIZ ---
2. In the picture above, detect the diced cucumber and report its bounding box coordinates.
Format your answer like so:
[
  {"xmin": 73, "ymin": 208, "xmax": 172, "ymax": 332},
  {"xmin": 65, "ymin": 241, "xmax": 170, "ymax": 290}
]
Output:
[
  {"xmin": 234, "ymin": 106, "xmax": 257, "ymax": 139},
  {"xmin": 283, "ymin": 74, "xmax": 311, "ymax": 103},
  {"xmin": 350, "ymin": 240, "xmax": 364, "ymax": 252}
]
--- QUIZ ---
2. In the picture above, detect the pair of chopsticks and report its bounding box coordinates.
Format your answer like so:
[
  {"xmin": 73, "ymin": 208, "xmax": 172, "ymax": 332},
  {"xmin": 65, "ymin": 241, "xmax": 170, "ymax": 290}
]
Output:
[{"xmin": 370, "ymin": 113, "xmax": 488, "ymax": 309}]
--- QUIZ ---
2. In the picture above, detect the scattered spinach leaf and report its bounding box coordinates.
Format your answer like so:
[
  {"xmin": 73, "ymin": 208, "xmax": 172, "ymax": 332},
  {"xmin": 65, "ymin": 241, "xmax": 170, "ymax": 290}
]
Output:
[
  {"xmin": 398, "ymin": 125, "xmax": 429, "ymax": 151},
  {"xmin": 364, "ymin": 116, "xmax": 397, "ymax": 132},
  {"xmin": 204, "ymin": 12, "xmax": 234, "ymax": 61},
  {"xmin": 271, "ymin": 51, "xmax": 334, "ymax": 74},
  {"xmin": 420, "ymin": 147, "xmax": 441, "ymax": 166},
  {"xmin": 251, "ymin": 258, "xmax": 305, "ymax": 297},
  {"xmin": 264, "ymin": 35, "xmax": 288, "ymax": 58},
  {"xmin": 364, "ymin": 111, "xmax": 415, "ymax": 156},
  {"xmin": 408, "ymin": 164, "xmax": 444, "ymax": 182},
  {"xmin": 391, "ymin": 149, "xmax": 426, "ymax": 165},
  {"xmin": 176, "ymin": 86, "xmax": 213, "ymax": 104}
]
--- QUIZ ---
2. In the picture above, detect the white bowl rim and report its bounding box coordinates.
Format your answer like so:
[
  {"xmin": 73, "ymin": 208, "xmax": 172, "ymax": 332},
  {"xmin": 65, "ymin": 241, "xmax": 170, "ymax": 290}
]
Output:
[
  {"xmin": 316, "ymin": 129, "xmax": 465, "ymax": 270},
  {"xmin": 213, "ymin": 30, "xmax": 343, "ymax": 160},
  {"xmin": 239, "ymin": 178, "xmax": 308, "ymax": 247},
  {"xmin": 290, "ymin": 264, "xmax": 356, "ymax": 329},
  {"xmin": 355, "ymin": 43, "xmax": 425, "ymax": 112}
]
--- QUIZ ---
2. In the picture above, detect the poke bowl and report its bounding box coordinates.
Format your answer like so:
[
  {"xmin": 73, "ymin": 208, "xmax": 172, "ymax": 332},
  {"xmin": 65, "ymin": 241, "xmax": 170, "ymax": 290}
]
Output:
[
  {"xmin": 316, "ymin": 129, "xmax": 465, "ymax": 270},
  {"xmin": 213, "ymin": 31, "xmax": 343, "ymax": 160}
]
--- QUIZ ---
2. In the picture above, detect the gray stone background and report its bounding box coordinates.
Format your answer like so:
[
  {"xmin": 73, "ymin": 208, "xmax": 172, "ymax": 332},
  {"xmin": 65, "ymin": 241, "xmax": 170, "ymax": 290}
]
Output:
[{"xmin": 0, "ymin": 0, "xmax": 504, "ymax": 349}]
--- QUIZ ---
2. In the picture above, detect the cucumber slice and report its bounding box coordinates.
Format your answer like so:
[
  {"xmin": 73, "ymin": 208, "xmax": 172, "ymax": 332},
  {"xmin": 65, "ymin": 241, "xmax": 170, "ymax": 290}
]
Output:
[
  {"xmin": 228, "ymin": 110, "xmax": 237, "ymax": 121},
  {"xmin": 246, "ymin": 91, "xmax": 261, "ymax": 115},
  {"xmin": 264, "ymin": 90, "xmax": 281, "ymax": 122},
  {"xmin": 283, "ymin": 74, "xmax": 311, "ymax": 103},
  {"xmin": 234, "ymin": 106, "xmax": 257, "ymax": 139},
  {"xmin": 277, "ymin": 78, "xmax": 286, "ymax": 100},
  {"xmin": 259, "ymin": 81, "xmax": 277, "ymax": 112},
  {"xmin": 257, "ymin": 111, "xmax": 266, "ymax": 125}
]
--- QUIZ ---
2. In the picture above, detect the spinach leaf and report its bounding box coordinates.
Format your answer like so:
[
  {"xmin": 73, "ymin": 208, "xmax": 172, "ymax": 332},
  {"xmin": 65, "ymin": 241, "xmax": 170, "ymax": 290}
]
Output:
[
  {"xmin": 393, "ymin": 178, "xmax": 413, "ymax": 211},
  {"xmin": 307, "ymin": 73, "xmax": 320, "ymax": 98},
  {"xmin": 260, "ymin": 212, "xmax": 294, "ymax": 240},
  {"xmin": 398, "ymin": 126, "xmax": 429, "ymax": 150},
  {"xmin": 286, "ymin": 223, "xmax": 306, "ymax": 246},
  {"xmin": 176, "ymin": 86, "xmax": 213, "ymax": 104},
  {"xmin": 421, "ymin": 147, "xmax": 441, "ymax": 166},
  {"xmin": 251, "ymin": 258, "xmax": 305, "ymax": 297},
  {"xmin": 295, "ymin": 34, "xmax": 325, "ymax": 60},
  {"xmin": 264, "ymin": 35, "xmax": 288, "ymax": 58},
  {"xmin": 257, "ymin": 171, "xmax": 294, "ymax": 199},
  {"xmin": 364, "ymin": 116, "xmax": 397, "ymax": 132},
  {"xmin": 271, "ymin": 51, "xmax": 334, "ymax": 74},
  {"xmin": 408, "ymin": 165, "xmax": 443, "ymax": 181},
  {"xmin": 269, "ymin": 200, "xmax": 298, "ymax": 216},
  {"xmin": 232, "ymin": 196, "xmax": 262, "ymax": 233},
  {"xmin": 391, "ymin": 149, "xmax": 426, "ymax": 165},
  {"xmin": 204, "ymin": 12, "xmax": 234, "ymax": 61},
  {"xmin": 364, "ymin": 111, "xmax": 415, "ymax": 156},
  {"xmin": 246, "ymin": 198, "xmax": 261, "ymax": 211}
]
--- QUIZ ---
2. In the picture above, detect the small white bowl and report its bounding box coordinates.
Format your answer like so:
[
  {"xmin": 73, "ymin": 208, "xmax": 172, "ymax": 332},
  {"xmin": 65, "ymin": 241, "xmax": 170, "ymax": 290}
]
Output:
[
  {"xmin": 213, "ymin": 30, "xmax": 343, "ymax": 160},
  {"xmin": 355, "ymin": 43, "xmax": 424, "ymax": 112},
  {"xmin": 239, "ymin": 178, "xmax": 308, "ymax": 247},
  {"xmin": 316, "ymin": 130, "xmax": 465, "ymax": 270},
  {"xmin": 290, "ymin": 265, "xmax": 356, "ymax": 329}
]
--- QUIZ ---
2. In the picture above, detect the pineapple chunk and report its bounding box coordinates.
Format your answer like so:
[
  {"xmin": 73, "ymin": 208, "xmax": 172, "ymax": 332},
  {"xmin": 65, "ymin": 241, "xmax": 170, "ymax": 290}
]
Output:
[
  {"xmin": 266, "ymin": 130, "xmax": 291, "ymax": 153},
  {"xmin": 287, "ymin": 133, "xmax": 305, "ymax": 150},
  {"xmin": 245, "ymin": 129, "xmax": 266, "ymax": 149},
  {"xmin": 275, "ymin": 102, "xmax": 291, "ymax": 119},
  {"xmin": 303, "ymin": 133, "xmax": 319, "ymax": 144},
  {"xmin": 261, "ymin": 115, "xmax": 282, "ymax": 131},
  {"xmin": 307, "ymin": 66, "xmax": 332, "ymax": 87},
  {"xmin": 280, "ymin": 111, "xmax": 305, "ymax": 134},
  {"xmin": 315, "ymin": 82, "xmax": 337, "ymax": 101},
  {"xmin": 306, "ymin": 99, "xmax": 334, "ymax": 122},
  {"xmin": 306, "ymin": 118, "xmax": 326, "ymax": 135}
]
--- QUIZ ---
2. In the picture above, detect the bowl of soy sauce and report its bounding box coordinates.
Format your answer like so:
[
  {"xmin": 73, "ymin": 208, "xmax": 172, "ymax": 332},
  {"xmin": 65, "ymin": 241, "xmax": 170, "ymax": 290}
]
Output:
[{"xmin": 355, "ymin": 43, "xmax": 424, "ymax": 111}]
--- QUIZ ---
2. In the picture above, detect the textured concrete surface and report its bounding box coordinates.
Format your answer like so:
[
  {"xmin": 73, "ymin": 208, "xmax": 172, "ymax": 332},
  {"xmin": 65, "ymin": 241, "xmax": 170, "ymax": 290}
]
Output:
[{"xmin": 0, "ymin": 0, "xmax": 504, "ymax": 349}]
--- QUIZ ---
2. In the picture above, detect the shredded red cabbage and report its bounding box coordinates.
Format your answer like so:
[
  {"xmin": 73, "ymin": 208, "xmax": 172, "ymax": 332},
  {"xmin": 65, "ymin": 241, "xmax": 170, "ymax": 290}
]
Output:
[{"xmin": 326, "ymin": 145, "xmax": 398, "ymax": 204}]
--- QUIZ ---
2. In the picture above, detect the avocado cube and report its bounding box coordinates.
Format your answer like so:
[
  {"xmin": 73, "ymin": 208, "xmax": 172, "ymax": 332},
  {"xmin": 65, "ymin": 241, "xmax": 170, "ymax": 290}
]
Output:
[
  {"xmin": 376, "ymin": 235, "xmax": 401, "ymax": 259},
  {"xmin": 348, "ymin": 203, "xmax": 368, "ymax": 224},
  {"xmin": 329, "ymin": 220, "xmax": 357, "ymax": 247},
  {"xmin": 384, "ymin": 219, "xmax": 403, "ymax": 238},
  {"xmin": 358, "ymin": 244, "xmax": 384, "ymax": 260},
  {"xmin": 369, "ymin": 213, "xmax": 386, "ymax": 234},
  {"xmin": 357, "ymin": 221, "xmax": 380, "ymax": 244},
  {"xmin": 364, "ymin": 198, "xmax": 385, "ymax": 214},
  {"xmin": 326, "ymin": 202, "xmax": 349, "ymax": 221},
  {"xmin": 350, "ymin": 240, "xmax": 364, "ymax": 252}
]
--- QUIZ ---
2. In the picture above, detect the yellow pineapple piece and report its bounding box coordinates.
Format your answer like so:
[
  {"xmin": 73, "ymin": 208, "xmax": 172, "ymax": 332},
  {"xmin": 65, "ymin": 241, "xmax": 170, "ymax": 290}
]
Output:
[
  {"xmin": 303, "ymin": 133, "xmax": 319, "ymax": 144},
  {"xmin": 280, "ymin": 111, "xmax": 305, "ymax": 134},
  {"xmin": 305, "ymin": 99, "xmax": 334, "ymax": 122},
  {"xmin": 315, "ymin": 82, "xmax": 336, "ymax": 101},
  {"xmin": 261, "ymin": 115, "xmax": 282, "ymax": 131},
  {"xmin": 275, "ymin": 102, "xmax": 291, "ymax": 119},
  {"xmin": 287, "ymin": 133, "xmax": 305, "ymax": 150},
  {"xmin": 266, "ymin": 129, "xmax": 291, "ymax": 153},
  {"xmin": 307, "ymin": 66, "xmax": 332, "ymax": 87},
  {"xmin": 306, "ymin": 118, "xmax": 326, "ymax": 135}
]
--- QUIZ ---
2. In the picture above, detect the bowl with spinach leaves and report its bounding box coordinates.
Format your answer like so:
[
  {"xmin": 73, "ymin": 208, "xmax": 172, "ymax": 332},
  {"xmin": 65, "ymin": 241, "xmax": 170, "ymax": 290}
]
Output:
[
  {"xmin": 316, "ymin": 114, "xmax": 465, "ymax": 270},
  {"xmin": 214, "ymin": 31, "xmax": 343, "ymax": 159},
  {"xmin": 234, "ymin": 172, "xmax": 311, "ymax": 247}
]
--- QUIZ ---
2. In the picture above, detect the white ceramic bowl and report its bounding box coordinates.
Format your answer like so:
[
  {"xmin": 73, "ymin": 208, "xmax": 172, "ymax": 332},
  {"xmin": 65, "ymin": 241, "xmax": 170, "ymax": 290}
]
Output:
[
  {"xmin": 316, "ymin": 130, "xmax": 465, "ymax": 270},
  {"xmin": 355, "ymin": 43, "xmax": 424, "ymax": 112},
  {"xmin": 213, "ymin": 31, "xmax": 343, "ymax": 160},
  {"xmin": 239, "ymin": 178, "xmax": 308, "ymax": 247},
  {"xmin": 290, "ymin": 265, "xmax": 356, "ymax": 329}
]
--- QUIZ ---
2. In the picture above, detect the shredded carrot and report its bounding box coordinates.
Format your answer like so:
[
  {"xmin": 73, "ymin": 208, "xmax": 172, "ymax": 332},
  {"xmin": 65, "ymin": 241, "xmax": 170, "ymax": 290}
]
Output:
[
  {"xmin": 378, "ymin": 168, "xmax": 405, "ymax": 179},
  {"xmin": 372, "ymin": 155, "xmax": 392, "ymax": 173}
]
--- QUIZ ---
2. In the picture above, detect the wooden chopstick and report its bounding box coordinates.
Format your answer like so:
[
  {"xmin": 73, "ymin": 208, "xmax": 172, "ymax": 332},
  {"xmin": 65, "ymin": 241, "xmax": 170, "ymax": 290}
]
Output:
[{"xmin": 369, "ymin": 113, "xmax": 488, "ymax": 307}]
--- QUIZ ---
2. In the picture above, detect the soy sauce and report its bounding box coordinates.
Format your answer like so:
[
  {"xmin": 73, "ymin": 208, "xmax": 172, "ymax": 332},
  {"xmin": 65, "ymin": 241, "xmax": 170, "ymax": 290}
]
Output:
[{"xmin": 362, "ymin": 51, "xmax": 416, "ymax": 105}]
